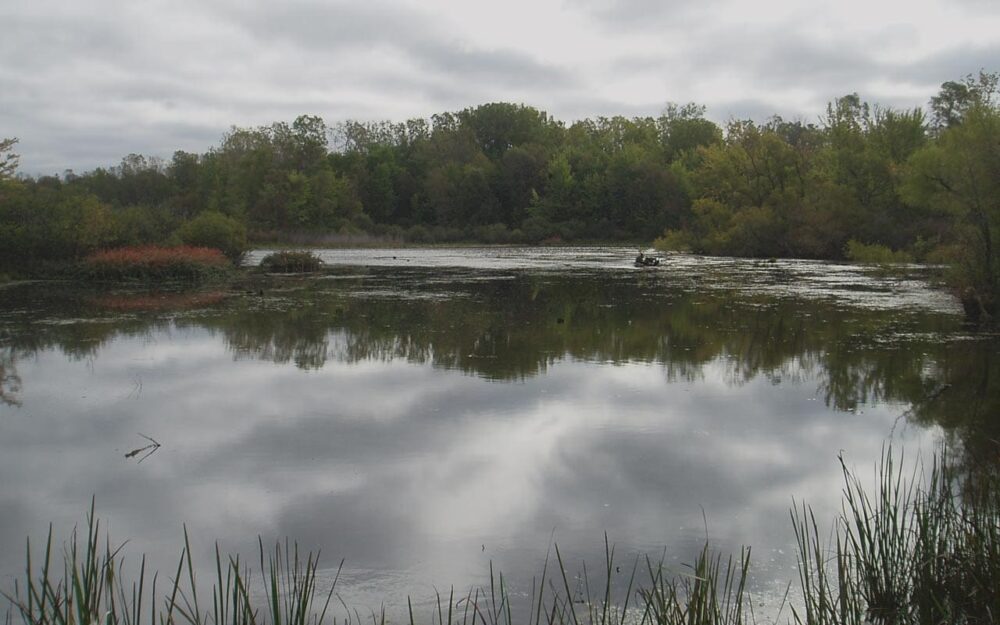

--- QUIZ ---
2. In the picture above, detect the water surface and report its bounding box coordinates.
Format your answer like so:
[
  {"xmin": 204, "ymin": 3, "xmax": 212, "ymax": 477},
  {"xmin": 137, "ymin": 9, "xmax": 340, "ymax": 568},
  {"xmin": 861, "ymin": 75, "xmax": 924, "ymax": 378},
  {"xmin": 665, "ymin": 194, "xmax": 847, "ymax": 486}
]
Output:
[{"xmin": 1, "ymin": 247, "xmax": 995, "ymax": 615}]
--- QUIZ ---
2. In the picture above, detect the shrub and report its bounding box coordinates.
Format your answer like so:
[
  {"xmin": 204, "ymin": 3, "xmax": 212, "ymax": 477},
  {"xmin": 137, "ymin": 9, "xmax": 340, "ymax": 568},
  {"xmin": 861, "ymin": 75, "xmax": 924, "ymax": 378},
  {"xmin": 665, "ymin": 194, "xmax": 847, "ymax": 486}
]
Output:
[
  {"xmin": 175, "ymin": 211, "xmax": 248, "ymax": 264},
  {"xmin": 654, "ymin": 229, "xmax": 694, "ymax": 253},
  {"xmin": 114, "ymin": 204, "xmax": 179, "ymax": 247},
  {"xmin": 81, "ymin": 245, "xmax": 231, "ymax": 282},
  {"xmin": 259, "ymin": 250, "xmax": 323, "ymax": 273},
  {"xmin": 844, "ymin": 239, "xmax": 914, "ymax": 264},
  {"xmin": 475, "ymin": 223, "xmax": 511, "ymax": 244},
  {"xmin": 405, "ymin": 224, "xmax": 431, "ymax": 243},
  {"xmin": 520, "ymin": 216, "xmax": 556, "ymax": 242}
]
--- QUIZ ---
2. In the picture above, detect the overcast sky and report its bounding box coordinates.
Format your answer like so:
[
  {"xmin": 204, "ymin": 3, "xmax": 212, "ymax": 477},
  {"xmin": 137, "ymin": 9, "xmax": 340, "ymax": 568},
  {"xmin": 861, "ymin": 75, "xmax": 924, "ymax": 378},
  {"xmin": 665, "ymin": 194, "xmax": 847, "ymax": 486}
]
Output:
[{"xmin": 2, "ymin": 0, "xmax": 998, "ymax": 175}]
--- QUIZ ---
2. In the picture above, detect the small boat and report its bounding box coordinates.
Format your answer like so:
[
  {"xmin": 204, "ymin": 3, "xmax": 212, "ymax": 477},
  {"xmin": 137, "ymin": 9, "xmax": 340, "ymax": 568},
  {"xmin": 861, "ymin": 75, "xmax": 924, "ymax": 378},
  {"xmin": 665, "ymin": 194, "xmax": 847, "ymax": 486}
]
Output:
[{"xmin": 634, "ymin": 255, "xmax": 661, "ymax": 267}]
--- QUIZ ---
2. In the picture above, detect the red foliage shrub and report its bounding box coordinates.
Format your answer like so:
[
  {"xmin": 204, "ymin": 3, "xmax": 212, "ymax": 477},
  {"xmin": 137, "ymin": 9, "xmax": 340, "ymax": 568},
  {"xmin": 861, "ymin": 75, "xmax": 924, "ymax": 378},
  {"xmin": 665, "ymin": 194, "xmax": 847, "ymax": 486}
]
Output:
[
  {"xmin": 86, "ymin": 245, "xmax": 228, "ymax": 267},
  {"xmin": 82, "ymin": 246, "xmax": 231, "ymax": 281}
]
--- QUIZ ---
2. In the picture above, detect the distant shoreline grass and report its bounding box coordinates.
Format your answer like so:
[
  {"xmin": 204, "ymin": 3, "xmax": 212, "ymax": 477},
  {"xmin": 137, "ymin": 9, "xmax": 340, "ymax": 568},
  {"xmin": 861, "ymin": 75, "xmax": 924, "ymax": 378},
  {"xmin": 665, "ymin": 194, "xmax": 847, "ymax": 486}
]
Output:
[{"xmin": 4, "ymin": 449, "xmax": 997, "ymax": 625}]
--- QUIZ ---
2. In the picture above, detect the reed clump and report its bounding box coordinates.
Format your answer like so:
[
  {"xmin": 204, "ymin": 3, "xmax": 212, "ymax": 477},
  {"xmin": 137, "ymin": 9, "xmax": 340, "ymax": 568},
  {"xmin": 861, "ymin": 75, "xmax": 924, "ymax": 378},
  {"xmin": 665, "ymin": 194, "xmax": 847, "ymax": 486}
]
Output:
[
  {"xmin": 4, "ymin": 449, "xmax": 997, "ymax": 625},
  {"xmin": 792, "ymin": 449, "xmax": 1000, "ymax": 625},
  {"xmin": 81, "ymin": 246, "xmax": 232, "ymax": 282},
  {"xmin": 259, "ymin": 251, "xmax": 323, "ymax": 273},
  {"xmin": 3, "ymin": 501, "xmax": 339, "ymax": 625}
]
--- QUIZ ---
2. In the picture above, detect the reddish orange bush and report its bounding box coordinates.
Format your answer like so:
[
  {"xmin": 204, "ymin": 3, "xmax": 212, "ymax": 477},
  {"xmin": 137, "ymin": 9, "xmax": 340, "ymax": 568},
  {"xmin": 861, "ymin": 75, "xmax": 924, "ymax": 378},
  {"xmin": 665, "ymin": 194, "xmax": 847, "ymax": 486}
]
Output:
[
  {"xmin": 82, "ymin": 245, "xmax": 231, "ymax": 281},
  {"xmin": 86, "ymin": 245, "xmax": 228, "ymax": 266}
]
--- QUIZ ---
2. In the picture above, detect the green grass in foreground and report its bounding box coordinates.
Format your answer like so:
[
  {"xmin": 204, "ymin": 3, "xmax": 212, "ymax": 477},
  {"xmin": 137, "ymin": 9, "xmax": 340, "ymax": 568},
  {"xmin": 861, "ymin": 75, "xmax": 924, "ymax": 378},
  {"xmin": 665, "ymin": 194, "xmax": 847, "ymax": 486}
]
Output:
[{"xmin": 3, "ymin": 450, "xmax": 998, "ymax": 625}]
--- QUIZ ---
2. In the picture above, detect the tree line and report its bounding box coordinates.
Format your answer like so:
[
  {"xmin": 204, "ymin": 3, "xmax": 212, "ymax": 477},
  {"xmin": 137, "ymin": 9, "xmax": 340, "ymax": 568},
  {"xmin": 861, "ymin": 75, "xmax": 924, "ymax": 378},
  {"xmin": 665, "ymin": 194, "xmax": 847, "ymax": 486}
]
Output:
[{"xmin": 0, "ymin": 71, "xmax": 998, "ymax": 316}]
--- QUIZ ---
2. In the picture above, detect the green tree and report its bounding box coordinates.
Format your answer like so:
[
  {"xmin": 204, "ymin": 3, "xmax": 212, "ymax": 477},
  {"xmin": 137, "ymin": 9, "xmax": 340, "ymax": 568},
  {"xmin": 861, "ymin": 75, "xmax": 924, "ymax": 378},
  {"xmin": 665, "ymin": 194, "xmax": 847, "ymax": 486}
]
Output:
[
  {"xmin": 305, "ymin": 169, "xmax": 363, "ymax": 229},
  {"xmin": 681, "ymin": 118, "xmax": 834, "ymax": 257},
  {"xmin": 0, "ymin": 137, "xmax": 18, "ymax": 179},
  {"xmin": 904, "ymin": 100, "xmax": 1000, "ymax": 320},
  {"xmin": 929, "ymin": 71, "xmax": 998, "ymax": 132},
  {"xmin": 823, "ymin": 94, "xmax": 929, "ymax": 251},
  {"xmin": 657, "ymin": 103, "xmax": 722, "ymax": 162},
  {"xmin": 456, "ymin": 103, "xmax": 562, "ymax": 160},
  {"xmin": 603, "ymin": 144, "xmax": 686, "ymax": 237},
  {"xmin": 496, "ymin": 145, "xmax": 547, "ymax": 226},
  {"xmin": 166, "ymin": 151, "xmax": 204, "ymax": 220},
  {"xmin": 176, "ymin": 211, "xmax": 248, "ymax": 263}
]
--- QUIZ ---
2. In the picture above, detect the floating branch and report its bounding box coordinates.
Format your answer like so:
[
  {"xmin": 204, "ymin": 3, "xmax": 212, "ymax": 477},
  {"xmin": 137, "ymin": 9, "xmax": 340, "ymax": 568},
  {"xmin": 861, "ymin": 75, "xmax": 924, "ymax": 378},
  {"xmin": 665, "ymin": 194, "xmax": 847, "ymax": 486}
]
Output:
[{"xmin": 124, "ymin": 433, "xmax": 161, "ymax": 463}]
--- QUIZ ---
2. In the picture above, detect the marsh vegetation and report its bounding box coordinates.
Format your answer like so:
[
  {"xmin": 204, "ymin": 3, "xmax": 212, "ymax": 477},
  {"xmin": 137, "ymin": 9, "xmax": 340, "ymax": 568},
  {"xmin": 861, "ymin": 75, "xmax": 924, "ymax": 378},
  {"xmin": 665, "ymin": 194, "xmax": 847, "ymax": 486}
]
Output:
[{"xmin": 5, "ymin": 450, "xmax": 997, "ymax": 625}]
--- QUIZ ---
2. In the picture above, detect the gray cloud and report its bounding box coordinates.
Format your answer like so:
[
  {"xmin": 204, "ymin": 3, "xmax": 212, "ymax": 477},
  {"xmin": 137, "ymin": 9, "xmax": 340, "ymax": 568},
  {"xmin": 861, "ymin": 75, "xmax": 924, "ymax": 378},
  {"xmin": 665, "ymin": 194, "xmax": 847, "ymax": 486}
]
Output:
[
  {"xmin": 1, "ymin": 0, "xmax": 577, "ymax": 174},
  {"xmin": 707, "ymin": 98, "xmax": 810, "ymax": 124},
  {"xmin": 1, "ymin": 0, "xmax": 997, "ymax": 174},
  {"xmin": 551, "ymin": 93, "xmax": 665, "ymax": 121},
  {"xmin": 224, "ymin": 2, "xmax": 573, "ymax": 90},
  {"xmin": 568, "ymin": 0, "xmax": 726, "ymax": 33},
  {"xmin": 563, "ymin": 0, "xmax": 996, "ymax": 122},
  {"xmin": 953, "ymin": 0, "xmax": 1000, "ymax": 13},
  {"xmin": 225, "ymin": 2, "xmax": 420, "ymax": 50},
  {"xmin": 411, "ymin": 42, "xmax": 574, "ymax": 90},
  {"xmin": 892, "ymin": 43, "xmax": 1000, "ymax": 86}
]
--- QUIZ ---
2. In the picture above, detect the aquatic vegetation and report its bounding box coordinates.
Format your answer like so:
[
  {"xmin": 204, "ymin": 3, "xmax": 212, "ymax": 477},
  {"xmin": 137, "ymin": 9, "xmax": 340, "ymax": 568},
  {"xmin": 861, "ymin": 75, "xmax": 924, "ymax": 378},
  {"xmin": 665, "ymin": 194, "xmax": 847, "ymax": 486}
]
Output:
[
  {"xmin": 259, "ymin": 251, "xmax": 323, "ymax": 273},
  {"xmin": 80, "ymin": 246, "xmax": 232, "ymax": 282},
  {"xmin": 792, "ymin": 450, "xmax": 1000, "ymax": 624},
  {"xmin": 4, "ymin": 450, "xmax": 997, "ymax": 625},
  {"xmin": 3, "ymin": 501, "xmax": 339, "ymax": 625},
  {"xmin": 90, "ymin": 291, "xmax": 228, "ymax": 312}
]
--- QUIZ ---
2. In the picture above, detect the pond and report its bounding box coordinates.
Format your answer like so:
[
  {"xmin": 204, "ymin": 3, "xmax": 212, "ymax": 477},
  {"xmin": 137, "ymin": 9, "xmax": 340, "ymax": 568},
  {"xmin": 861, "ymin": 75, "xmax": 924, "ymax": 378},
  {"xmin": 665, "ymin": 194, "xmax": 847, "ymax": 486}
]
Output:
[{"xmin": 0, "ymin": 246, "xmax": 996, "ymax": 617}]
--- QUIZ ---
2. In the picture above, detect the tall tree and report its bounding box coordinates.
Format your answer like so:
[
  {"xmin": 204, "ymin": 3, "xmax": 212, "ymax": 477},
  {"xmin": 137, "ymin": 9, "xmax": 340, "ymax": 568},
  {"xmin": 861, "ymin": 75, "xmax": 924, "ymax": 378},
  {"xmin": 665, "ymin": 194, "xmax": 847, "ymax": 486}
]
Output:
[
  {"xmin": 905, "ymin": 96, "xmax": 1000, "ymax": 319},
  {"xmin": 929, "ymin": 71, "xmax": 999, "ymax": 132},
  {"xmin": 0, "ymin": 137, "xmax": 19, "ymax": 179},
  {"xmin": 657, "ymin": 103, "xmax": 722, "ymax": 162},
  {"xmin": 457, "ymin": 103, "xmax": 561, "ymax": 160}
]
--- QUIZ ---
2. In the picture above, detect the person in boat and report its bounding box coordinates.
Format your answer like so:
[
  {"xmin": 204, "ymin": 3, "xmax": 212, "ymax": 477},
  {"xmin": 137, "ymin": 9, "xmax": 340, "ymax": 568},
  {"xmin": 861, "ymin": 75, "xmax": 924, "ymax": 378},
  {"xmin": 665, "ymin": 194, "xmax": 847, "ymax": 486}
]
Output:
[{"xmin": 636, "ymin": 251, "xmax": 645, "ymax": 265}]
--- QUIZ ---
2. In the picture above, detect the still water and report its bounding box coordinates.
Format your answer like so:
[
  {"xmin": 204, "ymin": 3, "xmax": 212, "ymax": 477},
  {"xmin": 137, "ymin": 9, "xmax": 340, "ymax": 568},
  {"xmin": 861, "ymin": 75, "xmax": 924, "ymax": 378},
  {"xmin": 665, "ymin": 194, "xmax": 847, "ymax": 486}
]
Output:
[{"xmin": 0, "ymin": 247, "xmax": 995, "ymax": 615}]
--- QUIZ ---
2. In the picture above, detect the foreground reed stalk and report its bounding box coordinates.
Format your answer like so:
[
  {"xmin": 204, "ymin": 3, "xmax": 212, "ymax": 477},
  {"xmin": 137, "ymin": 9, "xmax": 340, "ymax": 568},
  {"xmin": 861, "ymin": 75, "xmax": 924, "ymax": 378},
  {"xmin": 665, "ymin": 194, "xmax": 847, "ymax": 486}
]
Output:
[
  {"xmin": 4, "ymin": 450, "xmax": 997, "ymax": 625},
  {"xmin": 792, "ymin": 450, "xmax": 1000, "ymax": 625}
]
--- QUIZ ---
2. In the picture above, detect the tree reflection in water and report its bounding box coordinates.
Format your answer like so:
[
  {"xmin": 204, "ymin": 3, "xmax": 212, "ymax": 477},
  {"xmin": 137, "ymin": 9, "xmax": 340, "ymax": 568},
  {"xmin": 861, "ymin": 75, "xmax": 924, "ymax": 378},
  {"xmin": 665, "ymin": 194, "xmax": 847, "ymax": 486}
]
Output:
[{"xmin": 1, "ymin": 264, "xmax": 996, "ymax": 468}]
